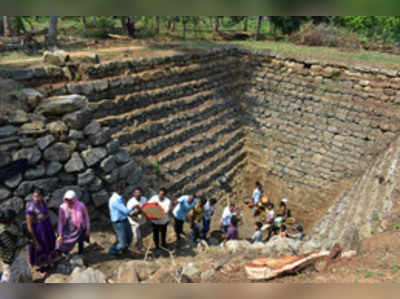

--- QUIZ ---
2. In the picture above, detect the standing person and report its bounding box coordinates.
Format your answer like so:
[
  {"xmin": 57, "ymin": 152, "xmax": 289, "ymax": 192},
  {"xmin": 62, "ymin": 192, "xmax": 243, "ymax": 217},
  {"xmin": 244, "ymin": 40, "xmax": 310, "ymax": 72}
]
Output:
[
  {"xmin": 56, "ymin": 190, "xmax": 90, "ymax": 256},
  {"xmin": 126, "ymin": 187, "xmax": 148, "ymax": 252},
  {"xmin": 251, "ymin": 181, "xmax": 263, "ymax": 217},
  {"xmin": 263, "ymin": 202, "xmax": 275, "ymax": 241},
  {"xmin": 220, "ymin": 203, "xmax": 235, "ymax": 233},
  {"xmin": 0, "ymin": 209, "xmax": 25, "ymax": 283},
  {"xmin": 279, "ymin": 224, "xmax": 287, "ymax": 238},
  {"xmin": 148, "ymin": 188, "xmax": 171, "ymax": 250},
  {"xmin": 251, "ymin": 222, "xmax": 263, "ymax": 244},
  {"xmin": 108, "ymin": 184, "xmax": 134, "ymax": 257},
  {"xmin": 188, "ymin": 198, "xmax": 207, "ymax": 244},
  {"xmin": 224, "ymin": 216, "xmax": 239, "ymax": 243},
  {"xmin": 172, "ymin": 193, "xmax": 197, "ymax": 244},
  {"xmin": 277, "ymin": 198, "xmax": 291, "ymax": 220},
  {"xmin": 26, "ymin": 187, "xmax": 59, "ymax": 276},
  {"xmin": 202, "ymin": 198, "xmax": 216, "ymax": 240}
]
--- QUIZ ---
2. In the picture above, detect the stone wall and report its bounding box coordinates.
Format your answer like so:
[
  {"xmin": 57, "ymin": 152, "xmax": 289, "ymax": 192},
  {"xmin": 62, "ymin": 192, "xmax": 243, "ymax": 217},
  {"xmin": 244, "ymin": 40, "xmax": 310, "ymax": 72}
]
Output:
[
  {"xmin": 2, "ymin": 46, "xmax": 400, "ymax": 246},
  {"xmin": 234, "ymin": 49, "xmax": 400, "ymax": 228},
  {"xmin": 0, "ymin": 93, "xmax": 151, "ymax": 224},
  {"xmin": 0, "ymin": 47, "xmax": 247, "ymax": 223}
]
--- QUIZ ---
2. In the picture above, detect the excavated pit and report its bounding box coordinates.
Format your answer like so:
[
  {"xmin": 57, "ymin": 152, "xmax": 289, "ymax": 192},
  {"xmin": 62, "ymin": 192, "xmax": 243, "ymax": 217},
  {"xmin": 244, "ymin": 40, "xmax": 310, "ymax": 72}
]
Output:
[{"xmin": 2, "ymin": 46, "xmax": 400, "ymax": 247}]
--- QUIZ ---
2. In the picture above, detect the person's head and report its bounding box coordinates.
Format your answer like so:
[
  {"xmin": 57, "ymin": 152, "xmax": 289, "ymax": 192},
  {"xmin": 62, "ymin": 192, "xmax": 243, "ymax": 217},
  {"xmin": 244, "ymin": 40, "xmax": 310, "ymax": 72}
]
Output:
[
  {"xmin": 297, "ymin": 225, "xmax": 303, "ymax": 233},
  {"xmin": 116, "ymin": 183, "xmax": 126, "ymax": 195},
  {"xmin": 64, "ymin": 190, "xmax": 77, "ymax": 208},
  {"xmin": 255, "ymin": 181, "xmax": 262, "ymax": 189},
  {"xmin": 230, "ymin": 215, "xmax": 238, "ymax": 227},
  {"xmin": 255, "ymin": 221, "xmax": 263, "ymax": 231},
  {"xmin": 32, "ymin": 186, "xmax": 44, "ymax": 203},
  {"xmin": 280, "ymin": 198, "xmax": 288, "ymax": 207},
  {"xmin": 0, "ymin": 209, "xmax": 17, "ymax": 225},
  {"xmin": 159, "ymin": 188, "xmax": 167, "ymax": 200},
  {"xmin": 280, "ymin": 224, "xmax": 287, "ymax": 232},
  {"xmin": 229, "ymin": 203, "xmax": 235, "ymax": 212},
  {"xmin": 199, "ymin": 198, "xmax": 207, "ymax": 207},
  {"xmin": 210, "ymin": 198, "xmax": 217, "ymax": 206},
  {"xmin": 188, "ymin": 193, "xmax": 196, "ymax": 203},
  {"xmin": 133, "ymin": 187, "xmax": 143, "ymax": 199},
  {"xmin": 267, "ymin": 202, "xmax": 274, "ymax": 210}
]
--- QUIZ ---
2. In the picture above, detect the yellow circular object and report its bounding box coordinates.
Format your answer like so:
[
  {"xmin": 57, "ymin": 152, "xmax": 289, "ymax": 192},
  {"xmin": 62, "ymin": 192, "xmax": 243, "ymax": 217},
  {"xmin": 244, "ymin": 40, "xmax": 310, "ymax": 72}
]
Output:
[{"xmin": 285, "ymin": 217, "xmax": 296, "ymax": 225}]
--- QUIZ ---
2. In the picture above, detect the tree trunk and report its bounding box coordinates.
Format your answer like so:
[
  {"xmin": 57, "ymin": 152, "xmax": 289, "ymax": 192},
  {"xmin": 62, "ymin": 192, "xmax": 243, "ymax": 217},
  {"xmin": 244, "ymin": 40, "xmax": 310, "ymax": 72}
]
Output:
[
  {"xmin": 182, "ymin": 17, "xmax": 188, "ymax": 40},
  {"xmin": 47, "ymin": 16, "xmax": 59, "ymax": 48},
  {"xmin": 214, "ymin": 16, "xmax": 220, "ymax": 33},
  {"xmin": 126, "ymin": 16, "xmax": 136, "ymax": 38},
  {"xmin": 81, "ymin": 16, "xmax": 88, "ymax": 28},
  {"xmin": 166, "ymin": 16, "xmax": 172, "ymax": 31},
  {"xmin": 120, "ymin": 16, "xmax": 128, "ymax": 34},
  {"xmin": 243, "ymin": 16, "xmax": 248, "ymax": 31},
  {"xmin": 15, "ymin": 17, "xmax": 26, "ymax": 34},
  {"xmin": 155, "ymin": 16, "xmax": 160, "ymax": 34},
  {"xmin": 256, "ymin": 16, "xmax": 263, "ymax": 40},
  {"xmin": 3, "ymin": 16, "xmax": 12, "ymax": 37},
  {"xmin": 171, "ymin": 17, "xmax": 177, "ymax": 32}
]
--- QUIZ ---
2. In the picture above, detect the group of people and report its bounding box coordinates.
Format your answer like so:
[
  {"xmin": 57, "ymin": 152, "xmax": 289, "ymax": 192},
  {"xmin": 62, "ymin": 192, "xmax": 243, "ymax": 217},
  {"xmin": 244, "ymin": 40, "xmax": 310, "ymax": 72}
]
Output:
[
  {"xmin": 0, "ymin": 180, "xmax": 304, "ymax": 282},
  {"xmin": 108, "ymin": 183, "xmax": 218, "ymax": 256},
  {"xmin": 248, "ymin": 181, "xmax": 304, "ymax": 243},
  {"xmin": 0, "ymin": 186, "xmax": 91, "ymax": 282},
  {"xmin": 217, "ymin": 181, "xmax": 304, "ymax": 246}
]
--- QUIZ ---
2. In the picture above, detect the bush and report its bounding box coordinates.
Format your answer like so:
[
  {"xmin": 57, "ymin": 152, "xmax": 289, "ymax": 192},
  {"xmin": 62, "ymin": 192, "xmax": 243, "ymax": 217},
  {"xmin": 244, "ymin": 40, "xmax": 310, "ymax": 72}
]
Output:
[{"xmin": 290, "ymin": 23, "xmax": 362, "ymax": 50}]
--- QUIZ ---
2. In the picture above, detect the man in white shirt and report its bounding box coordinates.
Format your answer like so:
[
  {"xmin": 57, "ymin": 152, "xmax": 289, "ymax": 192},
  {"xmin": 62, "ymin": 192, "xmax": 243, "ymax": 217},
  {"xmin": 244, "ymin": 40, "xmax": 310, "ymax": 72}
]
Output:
[
  {"xmin": 126, "ymin": 187, "xmax": 148, "ymax": 252},
  {"xmin": 220, "ymin": 203, "xmax": 235, "ymax": 233},
  {"xmin": 202, "ymin": 198, "xmax": 216, "ymax": 239},
  {"xmin": 148, "ymin": 188, "xmax": 171, "ymax": 250},
  {"xmin": 251, "ymin": 181, "xmax": 263, "ymax": 217}
]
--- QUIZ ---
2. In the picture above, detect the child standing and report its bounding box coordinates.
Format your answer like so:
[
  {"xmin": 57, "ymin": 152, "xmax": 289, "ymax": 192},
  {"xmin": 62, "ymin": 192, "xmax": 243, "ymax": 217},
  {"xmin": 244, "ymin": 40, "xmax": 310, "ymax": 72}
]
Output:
[
  {"xmin": 224, "ymin": 216, "xmax": 239, "ymax": 243},
  {"xmin": 251, "ymin": 222, "xmax": 263, "ymax": 243}
]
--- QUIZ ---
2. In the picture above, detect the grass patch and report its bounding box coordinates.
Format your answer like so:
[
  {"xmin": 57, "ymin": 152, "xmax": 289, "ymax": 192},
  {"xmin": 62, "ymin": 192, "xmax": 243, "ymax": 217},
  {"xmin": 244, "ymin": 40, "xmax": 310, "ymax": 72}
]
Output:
[
  {"xmin": 392, "ymin": 265, "xmax": 399, "ymax": 275},
  {"xmin": 227, "ymin": 40, "xmax": 400, "ymax": 69},
  {"xmin": 364, "ymin": 270, "xmax": 374, "ymax": 278},
  {"xmin": 152, "ymin": 162, "xmax": 161, "ymax": 176}
]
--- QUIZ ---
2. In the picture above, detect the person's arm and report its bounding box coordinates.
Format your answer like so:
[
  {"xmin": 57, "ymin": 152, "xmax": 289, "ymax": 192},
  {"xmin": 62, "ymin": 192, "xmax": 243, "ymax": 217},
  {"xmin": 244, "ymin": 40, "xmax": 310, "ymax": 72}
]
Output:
[
  {"xmin": 115, "ymin": 200, "xmax": 133, "ymax": 216},
  {"xmin": 57, "ymin": 207, "xmax": 65, "ymax": 239},
  {"xmin": 82, "ymin": 203, "xmax": 90, "ymax": 234}
]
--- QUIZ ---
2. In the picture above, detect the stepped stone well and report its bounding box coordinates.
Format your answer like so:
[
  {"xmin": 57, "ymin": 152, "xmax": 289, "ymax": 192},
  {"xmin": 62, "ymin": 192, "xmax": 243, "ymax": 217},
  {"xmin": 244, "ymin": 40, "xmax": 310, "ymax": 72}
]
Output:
[{"xmin": 1, "ymin": 46, "xmax": 400, "ymax": 247}]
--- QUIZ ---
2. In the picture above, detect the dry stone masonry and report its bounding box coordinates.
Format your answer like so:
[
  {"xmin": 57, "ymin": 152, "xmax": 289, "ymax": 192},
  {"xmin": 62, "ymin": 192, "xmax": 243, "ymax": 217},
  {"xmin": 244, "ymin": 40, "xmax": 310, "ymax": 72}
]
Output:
[{"xmin": 1, "ymin": 46, "xmax": 400, "ymax": 248}]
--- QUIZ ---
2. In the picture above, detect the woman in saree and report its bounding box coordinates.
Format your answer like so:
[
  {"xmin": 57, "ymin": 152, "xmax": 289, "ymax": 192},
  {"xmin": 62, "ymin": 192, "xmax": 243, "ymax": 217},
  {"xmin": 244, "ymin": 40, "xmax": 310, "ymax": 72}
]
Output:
[
  {"xmin": 26, "ymin": 187, "xmax": 59, "ymax": 276},
  {"xmin": 56, "ymin": 190, "xmax": 90, "ymax": 256}
]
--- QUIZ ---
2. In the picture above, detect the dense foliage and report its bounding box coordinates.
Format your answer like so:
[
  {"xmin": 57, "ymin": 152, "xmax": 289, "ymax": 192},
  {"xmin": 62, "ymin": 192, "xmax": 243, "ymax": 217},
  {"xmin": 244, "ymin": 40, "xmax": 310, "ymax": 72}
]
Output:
[{"xmin": 1, "ymin": 16, "xmax": 399, "ymax": 45}]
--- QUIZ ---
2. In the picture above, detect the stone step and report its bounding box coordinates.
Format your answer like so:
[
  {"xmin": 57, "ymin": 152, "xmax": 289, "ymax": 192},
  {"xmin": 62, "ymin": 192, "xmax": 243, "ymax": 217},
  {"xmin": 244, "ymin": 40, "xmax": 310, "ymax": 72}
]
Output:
[
  {"xmin": 118, "ymin": 100, "xmax": 233, "ymax": 151},
  {"xmin": 125, "ymin": 109, "xmax": 236, "ymax": 158},
  {"xmin": 164, "ymin": 128, "xmax": 244, "ymax": 176},
  {"xmin": 96, "ymin": 89, "xmax": 214, "ymax": 129},
  {"xmin": 40, "ymin": 56, "xmax": 242, "ymax": 102},
  {"xmin": 154, "ymin": 119, "xmax": 242, "ymax": 166},
  {"xmin": 111, "ymin": 93, "xmax": 231, "ymax": 143},
  {"xmin": 180, "ymin": 150, "xmax": 247, "ymax": 196},
  {"xmin": 89, "ymin": 69, "xmax": 239, "ymax": 119},
  {"xmin": 195, "ymin": 159, "xmax": 248, "ymax": 199},
  {"xmin": 169, "ymin": 142, "xmax": 245, "ymax": 193}
]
